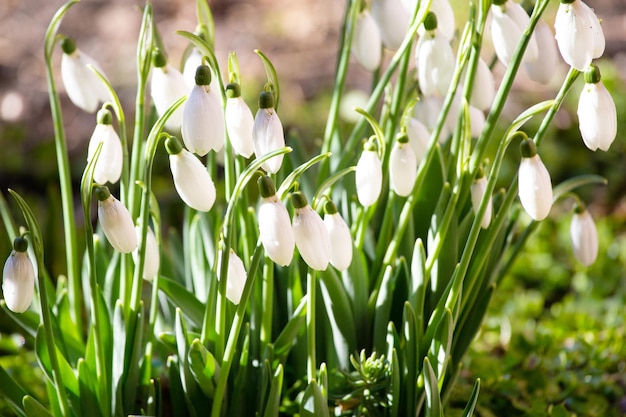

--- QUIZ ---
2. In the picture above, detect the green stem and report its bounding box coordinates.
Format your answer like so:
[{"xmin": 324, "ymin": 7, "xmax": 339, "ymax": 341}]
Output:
[
  {"xmin": 306, "ymin": 269, "xmax": 317, "ymax": 383},
  {"xmin": 260, "ymin": 259, "xmax": 274, "ymax": 350}
]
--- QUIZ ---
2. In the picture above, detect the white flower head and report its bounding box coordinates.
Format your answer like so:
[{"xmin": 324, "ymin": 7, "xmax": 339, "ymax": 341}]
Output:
[
  {"xmin": 490, "ymin": 0, "xmax": 538, "ymax": 67},
  {"xmin": 2, "ymin": 237, "xmax": 35, "ymax": 313},
  {"xmin": 524, "ymin": 20, "xmax": 561, "ymax": 84},
  {"xmin": 225, "ymin": 83, "xmax": 255, "ymax": 158},
  {"xmin": 554, "ymin": 0, "xmax": 605, "ymax": 71},
  {"xmin": 416, "ymin": 0, "xmax": 456, "ymax": 41},
  {"xmin": 405, "ymin": 117, "xmax": 430, "ymax": 163},
  {"xmin": 469, "ymin": 57, "xmax": 495, "ymax": 111},
  {"xmin": 95, "ymin": 186, "xmax": 138, "ymax": 253},
  {"xmin": 323, "ymin": 200, "xmax": 353, "ymax": 271},
  {"xmin": 470, "ymin": 169, "xmax": 493, "ymax": 229},
  {"xmin": 353, "ymin": 10, "xmax": 383, "ymax": 71},
  {"xmin": 257, "ymin": 176, "xmax": 295, "ymax": 266},
  {"xmin": 60, "ymin": 37, "xmax": 110, "ymax": 113},
  {"xmin": 87, "ymin": 108, "xmax": 123, "ymax": 185},
  {"xmin": 182, "ymin": 65, "xmax": 225, "ymax": 156},
  {"xmin": 252, "ymin": 90, "xmax": 285, "ymax": 173},
  {"xmin": 389, "ymin": 134, "xmax": 417, "ymax": 197},
  {"xmin": 150, "ymin": 49, "xmax": 188, "ymax": 132},
  {"xmin": 182, "ymin": 48, "xmax": 204, "ymax": 90},
  {"xmin": 220, "ymin": 249, "xmax": 247, "ymax": 305},
  {"xmin": 165, "ymin": 136, "xmax": 216, "ymax": 212},
  {"xmin": 570, "ymin": 203, "xmax": 598, "ymax": 267},
  {"xmin": 371, "ymin": 0, "xmax": 410, "ymax": 50},
  {"xmin": 577, "ymin": 65, "xmax": 617, "ymax": 152},
  {"xmin": 291, "ymin": 192, "xmax": 332, "ymax": 271},
  {"xmin": 134, "ymin": 225, "xmax": 160, "ymax": 281},
  {"xmin": 415, "ymin": 12, "xmax": 455, "ymax": 98},
  {"xmin": 356, "ymin": 140, "xmax": 383, "ymax": 207},
  {"xmin": 518, "ymin": 139, "xmax": 552, "ymax": 221}
]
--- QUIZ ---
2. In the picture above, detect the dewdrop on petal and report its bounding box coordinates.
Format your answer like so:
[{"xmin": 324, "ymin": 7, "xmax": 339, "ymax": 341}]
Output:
[
  {"xmin": 470, "ymin": 168, "xmax": 493, "ymax": 229},
  {"xmin": 257, "ymin": 175, "xmax": 295, "ymax": 266},
  {"xmin": 355, "ymin": 140, "xmax": 383, "ymax": 207},
  {"xmin": 370, "ymin": 0, "xmax": 410, "ymax": 50},
  {"xmin": 252, "ymin": 90, "xmax": 285, "ymax": 173},
  {"xmin": 182, "ymin": 65, "xmax": 225, "ymax": 156},
  {"xmin": 570, "ymin": 202, "xmax": 598, "ymax": 267},
  {"xmin": 415, "ymin": 12, "xmax": 455, "ymax": 98},
  {"xmin": 150, "ymin": 48, "xmax": 187, "ymax": 132},
  {"xmin": 60, "ymin": 37, "xmax": 109, "ymax": 113},
  {"xmin": 554, "ymin": 0, "xmax": 605, "ymax": 71},
  {"xmin": 490, "ymin": 0, "xmax": 538, "ymax": 67},
  {"xmin": 134, "ymin": 225, "xmax": 160, "ymax": 280},
  {"xmin": 524, "ymin": 20, "xmax": 560, "ymax": 85},
  {"xmin": 165, "ymin": 136, "xmax": 216, "ymax": 212},
  {"xmin": 353, "ymin": 9, "xmax": 382, "ymax": 72},
  {"xmin": 389, "ymin": 133, "xmax": 417, "ymax": 197},
  {"xmin": 2, "ymin": 237, "xmax": 35, "ymax": 313},
  {"xmin": 95, "ymin": 186, "xmax": 138, "ymax": 253},
  {"xmin": 577, "ymin": 65, "xmax": 617, "ymax": 152},
  {"xmin": 323, "ymin": 200, "xmax": 353, "ymax": 271},
  {"xmin": 222, "ymin": 249, "xmax": 247, "ymax": 305},
  {"xmin": 518, "ymin": 139, "xmax": 552, "ymax": 221},
  {"xmin": 291, "ymin": 192, "xmax": 332, "ymax": 271},
  {"xmin": 87, "ymin": 108, "xmax": 123, "ymax": 185},
  {"xmin": 225, "ymin": 83, "xmax": 255, "ymax": 158}
]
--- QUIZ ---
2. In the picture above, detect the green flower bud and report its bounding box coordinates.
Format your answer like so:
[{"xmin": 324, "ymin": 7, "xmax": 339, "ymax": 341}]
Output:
[
  {"xmin": 226, "ymin": 83, "xmax": 241, "ymax": 98},
  {"xmin": 584, "ymin": 64, "xmax": 601, "ymax": 84},
  {"xmin": 12, "ymin": 236, "xmax": 28, "ymax": 253},
  {"xmin": 423, "ymin": 11, "xmax": 438, "ymax": 31},
  {"xmin": 195, "ymin": 65, "xmax": 212, "ymax": 86},
  {"xmin": 152, "ymin": 48, "xmax": 167, "ymax": 69},
  {"xmin": 291, "ymin": 191, "xmax": 308, "ymax": 209},
  {"xmin": 258, "ymin": 175, "xmax": 277, "ymax": 198},
  {"xmin": 258, "ymin": 91, "xmax": 275, "ymax": 109},
  {"xmin": 61, "ymin": 36, "xmax": 76, "ymax": 55},
  {"xmin": 520, "ymin": 138, "xmax": 538, "ymax": 158},
  {"xmin": 95, "ymin": 185, "xmax": 111, "ymax": 202},
  {"xmin": 96, "ymin": 108, "xmax": 113, "ymax": 125},
  {"xmin": 165, "ymin": 136, "xmax": 184, "ymax": 155}
]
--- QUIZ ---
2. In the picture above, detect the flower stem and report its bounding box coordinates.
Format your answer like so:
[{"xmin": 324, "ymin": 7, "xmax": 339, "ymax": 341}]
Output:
[{"xmin": 306, "ymin": 269, "xmax": 317, "ymax": 383}]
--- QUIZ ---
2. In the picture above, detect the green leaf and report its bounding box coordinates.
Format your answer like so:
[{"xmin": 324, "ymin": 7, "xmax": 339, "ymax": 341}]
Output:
[
  {"xmin": 1, "ymin": 302, "xmax": 39, "ymax": 338},
  {"xmin": 0, "ymin": 364, "xmax": 27, "ymax": 417},
  {"xmin": 188, "ymin": 339, "xmax": 220, "ymax": 398},
  {"xmin": 373, "ymin": 266, "xmax": 398, "ymax": 354},
  {"xmin": 77, "ymin": 359, "xmax": 102, "ymax": 417},
  {"xmin": 460, "ymin": 378, "xmax": 480, "ymax": 417},
  {"xmin": 273, "ymin": 295, "xmax": 307, "ymax": 361},
  {"xmin": 34, "ymin": 326, "xmax": 79, "ymax": 399},
  {"xmin": 111, "ymin": 302, "xmax": 125, "ymax": 416},
  {"xmin": 389, "ymin": 348, "xmax": 400, "ymax": 417},
  {"xmin": 423, "ymin": 357, "xmax": 444, "ymax": 417},
  {"xmin": 166, "ymin": 356, "xmax": 191, "ymax": 417},
  {"xmin": 158, "ymin": 276, "xmax": 205, "ymax": 326},
  {"xmin": 8, "ymin": 190, "xmax": 44, "ymax": 266},
  {"xmin": 195, "ymin": 0, "xmax": 215, "ymax": 47},
  {"xmin": 552, "ymin": 175, "xmax": 607, "ymax": 202},
  {"xmin": 262, "ymin": 364, "xmax": 283, "ymax": 417},
  {"xmin": 428, "ymin": 308, "xmax": 453, "ymax": 385},
  {"xmin": 409, "ymin": 239, "xmax": 426, "ymax": 341},
  {"xmin": 22, "ymin": 395, "xmax": 53, "ymax": 417},
  {"xmin": 255, "ymin": 49, "xmax": 280, "ymax": 110},
  {"xmin": 299, "ymin": 380, "xmax": 330, "ymax": 417},
  {"xmin": 52, "ymin": 289, "xmax": 86, "ymax": 365},
  {"xmin": 402, "ymin": 303, "xmax": 418, "ymax": 414}
]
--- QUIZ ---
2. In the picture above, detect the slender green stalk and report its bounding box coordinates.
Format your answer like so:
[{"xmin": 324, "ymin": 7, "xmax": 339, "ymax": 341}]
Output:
[
  {"xmin": 306, "ymin": 269, "xmax": 317, "ymax": 383},
  {"xmin": 260, "ymin": 259, "xmax": 274, "ymax": 349}
]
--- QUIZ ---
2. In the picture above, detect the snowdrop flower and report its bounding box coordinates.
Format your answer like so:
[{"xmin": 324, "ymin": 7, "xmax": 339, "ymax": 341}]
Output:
[
  {"xmin": 371, "ymin": 0, "xmax": 410, "ymax": 50},
  {"xmin": 405, "ymin": 117, "xmax": 429, "ymax": 163},
  {"xmin": 518, "ymin": 139, "xmax": 552, "ymax": 221},
  {"xmin": 577, "ymin": 65, "xmax": 616, "ymax": 152},
  {"xmin": 570, "ymin": 203, "xmax": 598, "ymax": 267},
  {"xmin": 490, "ymin": 0, "xmax": 538, "ymax": 67},
  {"xmin": 2, "ymin": 237, "xmax": 35, "ymax": 313},
  {"xmin": 252, "ymin": 90, "xmax": 285, "ymax": 173},
  {"xmin": 389, "ymin": 133, "xmax": 417, "ymax": 197},
  {"xmin": 416, "ymin": 0, "xmax": 456, "ymax": 41},
  {"xmin": 60, "ymin": 37, "xmax": 109, "ymax": 113},
  {"xmin": 225, "ymin": 83, "xmax": 255, "ymax": 158},
  {"xmin": 524, "ymin": 20, "xmax": 560, "ymax": 84},
  {"xmin": 355, "ymin": 140, "xmax": 383, "ymax": 207},
  {"xmin": 415, "ymin": 12, "xmax": 455, "ymax": 97},
  {"xmin": 554, "ymin": 0, "xmax": 605, "ymax": 71},
  {"xmin": 87, "ymin": 108, "xmax": 123, "ymax": 185},
  {"xmin": 182, "ymin": 65, "xmax": 225, "ymax": 156},
  {"xmin": 469, "ymin": 57, "xmax": 495, "ymax": 111},
  {"xmin": 220, "ymin": 249, "xmax": 247, "ymax": 305},
  {"xmin": 182, "ymin": 47, "xmax": 204, "ymax": 90},
  {"xmin": 323, "ymin": 200, "xmax": 353, "ymax": 271},
  {"xmin": 150, "ymin": 48, "xmax": 187, "ymax": 132},
  {"xmin": 95, "ymin": 186, "xmax": 138, "ymax": 253},
  {"xmin": 414, "ymin": 96, "xmax": 446, "ymax": 136},
  {"xmin": 257, "ymin": 175, "xmax": 295, "ymax": 266},
  {"xmin": 165, "ymin": 136, "xmax": 216, "ymax": 212},
  {"xmin": 353, "ymin": 9, "xmax": 382, "ymax": 72},
  {"xmin": 134, "ymin": 225, "xmax": 160, "ymax": 280},
  {"xmin": 291, "ymin": 192, "xmax": 332, "ymax": 271},
  {"xmin": 470, "ymin": 168, "xmax": 492, "ymax": 229}
]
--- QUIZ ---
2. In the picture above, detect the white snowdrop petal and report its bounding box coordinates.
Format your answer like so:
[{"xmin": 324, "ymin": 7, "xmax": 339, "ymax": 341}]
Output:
[
  {"xmin": 353, "ymin": 10, "xmax": 383, "ymax": 71},
  {"xmin": 389, "ymin": 142, "xmax": 417, "ymax": 196},
  {"xmin": 416, "ymin": 32, "xmax": 455, "ymax": 97},
  {"xmin": 2, "ymin": 251, "xmax": 35, "ymax": 313},
  {"xmin": 134, "ymin": 226, "xmax": 160, "ymax": 280},
  {"xmin": 182, "ymin": 49, "xmax": 204, "ymax": 90},
  {"xmin": 324, "ymin": 212, "xmax": 353, "ymax": 271},
  {"xmin": 169, "ymin": 150, "xmax": 216, "ymax": 211},
  {"xmin": 406, "ymin": 117, "xmax": 430, "ymax": 163},
  {"xmin": 469, "ymin": 105, "xmax": 485, "ymax": 138},
  {"xmin": 490, "ymin": 7, "xmax": 525, "ymax": 67},
  {"xmin": 258, "ymin": 197, "xmax": 295, "ymax": 266},
  {"xmin": 98, "ymin": 196, "xmax": 138, "ymax": 253},
  {"xmin": 518, "ymin": 154, "xmax": 553, "ymax": 221},
  {"xmin": 252, "ymin": 108, "xmax": 285, "ymax": 173},
  {"xmin": 570, "ymin": 209, "xmax": 598, "ymax": 266},
  {"xmin": 356, "ymin": 149, "xmax": 383, "ymax": 207},
  {"xmin": 524, "ymin": 21, "xmax": 560, "ymax": 84},
  {"xmin": 577, "ymin": 82, "xmax": 617, "ymax": 152},
  {"xmin": 293, "ymin": 206, "xmax": 332, "ymax": 271},
  {"xmin": 225, "ymin": 250, "xmax": 247, "ymax": 305},
  {"xmin": 417, "ymin": 0, "xmax": 456, "ymax": 41},
  {"xmin": 470, "ymin": 176, "xmax": 492, "ymax": 229},
  {"xmin": 554, "ymin": 0, "xmax": 603, "ymax": 71},
  {"xmin": 87, "ymin": 124, "xmax": 123, "ymax": 185},
  {"xmin": 371, "ymin": 0, "xmax": 410, "ymax": 50},
  {"xmin": 226, "ymin": 97, "xmax": 255, "ymax": 158},
  {"xmin": 470, "ymin": 57, "xmax": 495, "ymax": 111},
  {"xmin": 150, "ymin": 64, "xmax": 188, "ymax": 131},
  {"xmin": 182, "ymin": 84, "xmax": 225, "ymax": 156},
  {"xmin": 61, "ymin": 50, "xmax": 109, "ymax": 113}
]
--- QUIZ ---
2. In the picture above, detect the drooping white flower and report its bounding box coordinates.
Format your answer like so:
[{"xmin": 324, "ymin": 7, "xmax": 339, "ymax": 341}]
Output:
[
  {"xmin": 570, "ymin": 203, "xmax": 598, "ymax": 267},
  {"xmin": 257, "ymin": 176, "xmax": 295, "ymax": 266},
  {"xmin": 323, "ymin": 200, "xmax": 353, "ymax": 271},
  {"xmin": 355, "ymin": 141, "xmax": 383, "ymax": 207},
  {"xmin": 470, "ymin": 169, "xmax": 493, "ymax": 229},
  {"xmin": 291, "ymin": 192, "xmax": 332, "ymax": 271},
  {"xmin": 577, "ymin": 65, "xmax": 617, "ymax": 152},
  {"xmin": 165, "ymin": 136, "xmax": 216, "ymax": 212},
  {"xmin": 134, "ymin": 225, "xmax": 160, "ymax": 280},
  {"xmin": 87, "ymin": 108, "xmax": 123, "ymax": 185},
  {"xmin": 182, "ymin": 65, "xmax": 225, "ymax": 156},
  {"xmin": 389, "ymin": 134, "xmax": 417, "ymax": 197},
  {"xmin": 353, "ymin": 10, "xmax": 383, "ymax": 71},
  {"xmin": 554, "ymin": 0, "xmax": 605, "ymax": 71},
  {"xmin": 469, "ymin": 105, "xmax": 486, "ymax": 138},
  {"xmin": 182, "ymin": 48, "xmax": 204, "ymax": 90},
  {"xmin": 416, "ymin": 0, "xmax": 456, "ymax": 41},
  {"xmin": 95, "ymin": 186, "xmax": 138, "ymax": 253},
  {"xmin": 225, "ymin": 83, "xmax": 255, "ymax": 158},
  {"xmin": 414, "ymin": 95, "xmax": 446, "ymax": 136},
  {"xmin": 415, "ymin": 12, "xmax": 455, "ymax": 97},
  {"xmin": 518, "ymin": 139, "xmax": 552, "ymax": 221},
  {"xmin": 252, "ymin": 91, "xmax": 285, "ymax": 173},
  {"xmin": 150, "ymin": 49, "xmax": 187, "ymax": 132},
  {"xmin": 60, "ymin": 37, "xmax": 110, "ymax": 113},
  {"xmin": 371, "ymin": 0, "xmax": 410, "ymax": 50},
  {"xmin": 524, "ymin": 20, "xmax": 560, "ymax": 84},
  {"xmin": 469, "ymin": 57, "xmax": 495, "ymax": 111},
  {"xmin": 490, "ymin": 0, "xmax": 538, "ymax": 67},
  {"xmin": 2, "ymin": 237, "xmax": 35, "ymax": 313},
  {"xmin": 405, "ymin": 117, "xmax": 430, "ymax": 163},
  {"xmin": 222, "ymin": 249, "xmax": 247, "ymax": 305}
]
